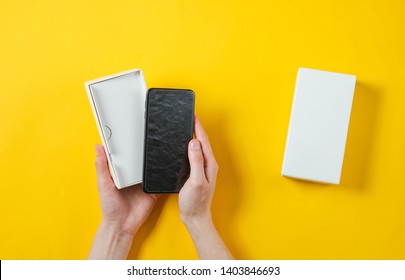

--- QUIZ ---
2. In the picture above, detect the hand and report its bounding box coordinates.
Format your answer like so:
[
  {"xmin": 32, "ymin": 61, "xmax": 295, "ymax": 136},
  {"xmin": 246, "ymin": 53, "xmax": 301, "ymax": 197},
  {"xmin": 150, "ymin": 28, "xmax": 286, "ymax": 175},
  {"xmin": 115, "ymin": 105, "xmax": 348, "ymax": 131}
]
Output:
[
  {"xmin": 94, "ymin": 144, "xmax": 158, "ymax": 235},
  {"xmin": 88, "ymin": 145, "xmax": 158, "ymax": 259},
  {"xmin": 179, "ymin": 116, "xmax": 233, "ymax": 259},
  {"xmin": 179, "ymin": 116, "xmax": 218, "ymax": 226}
]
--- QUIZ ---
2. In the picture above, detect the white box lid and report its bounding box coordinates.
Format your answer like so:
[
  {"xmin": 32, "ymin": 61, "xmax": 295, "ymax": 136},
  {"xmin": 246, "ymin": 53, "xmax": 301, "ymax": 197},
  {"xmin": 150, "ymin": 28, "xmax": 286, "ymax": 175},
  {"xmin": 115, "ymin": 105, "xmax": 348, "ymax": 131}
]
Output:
[{"xmin": 282, "ymin": 68, "xmax": 356, "ymax": 184}]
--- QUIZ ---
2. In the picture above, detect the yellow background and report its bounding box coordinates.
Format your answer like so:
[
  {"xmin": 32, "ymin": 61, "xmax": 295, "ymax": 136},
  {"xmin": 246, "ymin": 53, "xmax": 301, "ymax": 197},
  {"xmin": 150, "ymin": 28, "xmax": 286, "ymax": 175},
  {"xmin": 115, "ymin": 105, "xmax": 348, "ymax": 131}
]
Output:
[{"xmin": 1, "ymin": 0, "xmax": 404, "ymax": 259}]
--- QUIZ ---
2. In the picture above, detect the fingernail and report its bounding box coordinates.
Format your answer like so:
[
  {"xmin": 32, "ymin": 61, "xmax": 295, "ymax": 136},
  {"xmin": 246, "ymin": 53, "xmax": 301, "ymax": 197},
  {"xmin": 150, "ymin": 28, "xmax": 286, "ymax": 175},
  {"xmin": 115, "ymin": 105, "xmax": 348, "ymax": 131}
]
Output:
[
  {"xmin": 190, "ymin": 140, "xmax": 200, "ymax": 150},
  {"xmin": 95, "ymin": 146, "xmax": 99, "ymax": 156}
]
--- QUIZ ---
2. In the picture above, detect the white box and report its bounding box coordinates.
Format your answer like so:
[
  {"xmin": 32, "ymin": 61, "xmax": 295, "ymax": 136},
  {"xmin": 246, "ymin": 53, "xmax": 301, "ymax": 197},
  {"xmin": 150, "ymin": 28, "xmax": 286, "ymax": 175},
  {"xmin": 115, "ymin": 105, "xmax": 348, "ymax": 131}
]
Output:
[
  {"xmin": 282, "ymin": 68, "xmax": 356, "ymax": 184},
  {"xmin": 85, "ymin": 69, "xmax": 147, "ymax": 189}
]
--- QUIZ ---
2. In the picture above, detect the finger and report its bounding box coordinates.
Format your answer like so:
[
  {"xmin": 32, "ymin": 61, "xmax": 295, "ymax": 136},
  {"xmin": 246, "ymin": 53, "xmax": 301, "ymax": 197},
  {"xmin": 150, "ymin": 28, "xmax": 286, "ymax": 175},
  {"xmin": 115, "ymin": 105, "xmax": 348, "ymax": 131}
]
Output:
[
  {"xmin": 194, "ymin": 116, "xmax": 218, "ymax": 183},
  {"xmin": 188, "ymin": 139, "xmax": 206, "ymax": 186},
  {"xmin": 95, "ymin": 144, "xmax": 115, "ymax": 191}
]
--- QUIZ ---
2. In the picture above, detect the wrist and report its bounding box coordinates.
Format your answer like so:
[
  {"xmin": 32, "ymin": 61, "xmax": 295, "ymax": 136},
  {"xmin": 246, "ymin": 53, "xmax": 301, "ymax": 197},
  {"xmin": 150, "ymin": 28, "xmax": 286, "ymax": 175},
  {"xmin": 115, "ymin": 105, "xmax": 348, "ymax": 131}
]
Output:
[
  {"xmin": 88, "ymin": 221, "xmax": 134, "ymax": 260},
  {"xmin": 182, "ymin": 214, "xmax": 234, "ymax": 260},
  {"xmin": 99, "ymin": 220, "xmax": 136, "ymax": 241},
  {"xmin": 181, "ymin": 212, "xmax": 214, "ymax": 232}
]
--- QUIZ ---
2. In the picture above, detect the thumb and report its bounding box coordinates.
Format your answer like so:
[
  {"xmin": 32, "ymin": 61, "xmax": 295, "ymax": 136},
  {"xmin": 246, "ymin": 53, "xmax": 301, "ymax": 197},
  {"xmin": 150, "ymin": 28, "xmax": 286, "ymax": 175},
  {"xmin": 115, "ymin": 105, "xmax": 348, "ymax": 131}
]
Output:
[
  {"xmin": 95, "ymin": 144, "xmax": 115, "ymax": 191},
  {"xmin": 188, "ymin": 139, "xmax": 206, "ymax": 185}
]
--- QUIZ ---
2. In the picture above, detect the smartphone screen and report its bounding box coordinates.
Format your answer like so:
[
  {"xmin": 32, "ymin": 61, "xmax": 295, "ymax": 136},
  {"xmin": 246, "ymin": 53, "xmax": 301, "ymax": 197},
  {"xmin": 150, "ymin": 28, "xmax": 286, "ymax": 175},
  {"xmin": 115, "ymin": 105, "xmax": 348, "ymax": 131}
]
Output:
[{"xmin": 143, "ymin": 88, "xmax": 195, "ymax": 193}]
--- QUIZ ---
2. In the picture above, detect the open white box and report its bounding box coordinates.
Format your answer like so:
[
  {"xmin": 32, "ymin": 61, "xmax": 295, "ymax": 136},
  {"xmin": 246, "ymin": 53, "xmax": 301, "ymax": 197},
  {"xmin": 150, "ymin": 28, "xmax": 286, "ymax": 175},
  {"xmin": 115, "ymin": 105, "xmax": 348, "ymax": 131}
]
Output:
[{"xmin": 85, "ymin": 69, "xmax": 147, "ymax": 189}]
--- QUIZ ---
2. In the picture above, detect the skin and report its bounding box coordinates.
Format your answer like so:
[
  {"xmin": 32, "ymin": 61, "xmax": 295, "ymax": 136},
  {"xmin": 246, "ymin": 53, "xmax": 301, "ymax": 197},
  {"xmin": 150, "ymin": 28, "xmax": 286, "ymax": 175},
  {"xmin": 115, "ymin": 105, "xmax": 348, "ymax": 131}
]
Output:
[
  {"xmin": 179, "ymin": 117, "xmax": 233, "ymax": 259},
  {"xmin": 88, "ymin": 116, "xmax": 233, "ymax": 260},
  {"xmin": 88, "ymin": 145, "xmax": 158, "ymax": 259}
]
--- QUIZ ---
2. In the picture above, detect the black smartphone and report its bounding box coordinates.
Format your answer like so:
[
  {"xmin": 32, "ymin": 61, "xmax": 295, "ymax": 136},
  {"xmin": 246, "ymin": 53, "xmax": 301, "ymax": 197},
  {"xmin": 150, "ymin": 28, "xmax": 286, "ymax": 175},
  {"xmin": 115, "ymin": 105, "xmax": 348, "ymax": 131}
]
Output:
[{"xmin": 143, "ymin": 88, "xmax": 195, "ymax": 193}]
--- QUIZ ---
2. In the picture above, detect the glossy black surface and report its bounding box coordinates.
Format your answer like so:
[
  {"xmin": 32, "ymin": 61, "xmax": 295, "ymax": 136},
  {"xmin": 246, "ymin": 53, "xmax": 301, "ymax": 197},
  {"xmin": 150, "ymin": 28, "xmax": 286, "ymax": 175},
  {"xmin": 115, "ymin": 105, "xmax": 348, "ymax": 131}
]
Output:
[{"xmin": 143, "ymin": 88, "xmax": 194, "ymax": 193}]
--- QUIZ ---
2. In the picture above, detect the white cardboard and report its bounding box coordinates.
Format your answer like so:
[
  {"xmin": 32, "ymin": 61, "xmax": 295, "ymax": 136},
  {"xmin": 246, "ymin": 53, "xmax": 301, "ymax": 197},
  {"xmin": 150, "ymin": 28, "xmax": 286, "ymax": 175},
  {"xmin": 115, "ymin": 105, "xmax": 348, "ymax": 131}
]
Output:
[
  {"xmin": 85, "ymin": 69, "xmax": 147, "ymax": 189},
  {"xmin": 282, "ymin": 68, "xmax": 356, "ymax": 184}
]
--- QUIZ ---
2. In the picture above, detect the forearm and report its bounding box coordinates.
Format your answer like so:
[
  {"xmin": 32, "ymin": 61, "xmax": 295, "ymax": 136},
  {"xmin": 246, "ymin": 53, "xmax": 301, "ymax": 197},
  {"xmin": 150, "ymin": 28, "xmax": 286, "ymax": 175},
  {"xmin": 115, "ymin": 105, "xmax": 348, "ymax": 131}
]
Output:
[
  {"xmin": 184, "ymin": 215, "xmax": 234, "ymax": 260},
  {"xmin": 88, "ymin": 221, "xmax": 134, "ymax": 260}
]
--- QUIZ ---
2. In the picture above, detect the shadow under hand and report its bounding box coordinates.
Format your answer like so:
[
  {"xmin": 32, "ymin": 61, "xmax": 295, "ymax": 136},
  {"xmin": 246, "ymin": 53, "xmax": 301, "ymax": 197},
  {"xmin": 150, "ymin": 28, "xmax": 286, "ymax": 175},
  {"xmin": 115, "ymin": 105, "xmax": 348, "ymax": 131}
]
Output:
[
  {"xmin": 204, "ymin": 112, "xmax": 247, "ymax": 259},
  {"xmin": 340, "ymin": 81, "xmax": 381, "ymax": 191},
  {"xmin": 127, "ymin": 195, "xmax": 168, "ymax": 259}
]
